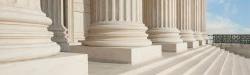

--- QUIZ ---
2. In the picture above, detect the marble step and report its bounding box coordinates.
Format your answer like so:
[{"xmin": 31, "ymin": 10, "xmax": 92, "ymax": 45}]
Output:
[
  {"xmin": 203, "ymin": 50, "xmax": 228, "ymax": 75},
  {"xmin": 157, "ymin": 47, "xmax": 220, "ymax": 75},
  {"xmin": 219, "ymin": 52, "xmax": 234, "ymax": 75},
  {"xmin": 239, "ymin": 56, "xmax": 249, "ymax": 75},
  {"xmin": 88, "ymin": 45, "xmax": 211, "ymax": 75},
  {"xmin": 139, "ymin": 46, "xmax": 216, "ymax": 75},
  {"xmin": 232, "ymin": 55, "xmax": 242, "ymax": 75},
  {"xmin": 183, "ymin": 48, "xmax": 221, "ymax": 75},
  {"xmin": 120, "ymin": 45, "xmax": 212, "ymax": 75},
  {"xmin": 243, "ymin": 58, "xmax": 250, "ymax": 72},
  {"xmin": 0, "ymin": 53, "xmax": 88, "ymax": 75}
]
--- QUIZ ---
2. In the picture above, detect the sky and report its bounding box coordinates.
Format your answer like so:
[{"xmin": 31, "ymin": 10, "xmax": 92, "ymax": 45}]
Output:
[{"xmin": 207, "ymin": 0, "xmax": 250, "ymax": 34}]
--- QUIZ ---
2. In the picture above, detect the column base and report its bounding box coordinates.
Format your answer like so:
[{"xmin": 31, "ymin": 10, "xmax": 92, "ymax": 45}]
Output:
[
  {"xmin": 71, "ymin": 45, "xmax": 162, "ymax": 65},
  {"xmin": 198, "ymin": 40, "xmax": 206, "ymax": 46},
  {"xmin": 153, "ymin": 42, "xmax": 188, "ymax": 53},
  {"xmin": 187, "ymin": 41, "xmax": 199, "ymax": 48},
  {"xmin": 0, "ymin": 53, "xmax": 88, "ymax": 75}
]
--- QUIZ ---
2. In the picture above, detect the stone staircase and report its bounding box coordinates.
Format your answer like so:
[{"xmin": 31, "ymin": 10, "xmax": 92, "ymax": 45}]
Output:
[{"xmin": 89, "ymin": 45, "xmax": 250, "ymax": 75}]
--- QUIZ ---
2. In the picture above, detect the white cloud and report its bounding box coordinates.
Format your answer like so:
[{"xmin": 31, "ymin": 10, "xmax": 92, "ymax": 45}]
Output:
[{"xmin": 206, "ymin": 13, "xmax": 250, "ymax": 34}]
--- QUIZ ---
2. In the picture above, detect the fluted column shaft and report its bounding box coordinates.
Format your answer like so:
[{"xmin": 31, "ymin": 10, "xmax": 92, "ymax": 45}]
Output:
[
  {"xmin": 177, "ymin": 0, "xmax": 196, "ymax": 42},
  {"xmin": 90, "ymin": 0, "xmax": 144, "ymax": 25},
  {"xmin": 144, "ymin": 0, "xmax": 183, "ymax": 43},
  {"xmin": 202, "ymin": 0, "xmax": 209, "ymax": 40},
  {"xmin": 65, "ymin": 0, "xmax": 85, "ymax": 45},
  {"xmin": 192, "ymin": 0, "xmax": 204, "ymax": 40},
  {"xmin": 84, "ymin": 0, "xmax": 152, "ymax": 47},
  {"xmin": 0, "ymin": 0, "xmax": 60, "ymax": 62},
  {"xmin": 41, "ymin": 0, "xmax": 70, "ymax": 51},
  {"xmin": 73, "ymin": 0, "xmax": 85, "ymax": 43}
]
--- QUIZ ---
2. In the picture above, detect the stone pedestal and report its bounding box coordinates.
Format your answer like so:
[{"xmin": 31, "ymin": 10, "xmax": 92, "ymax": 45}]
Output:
[
  {"xmin": 154, "ymin": 42, "xmax": 187, "ymax": 53},
  {"xmin": 187, "ymin": 41, "xmax": 199, "ymax": 48},
  {"xmin": 0, "ymin": 53, "xmax": 88, "ymax": 75},
  {"xmin": 203, "ymin": 33, "xmax": 209, "ymax": 44},
  {"xmin": 194, "ymin": 32, "xmax": 206, "ymax": 46},
  {"xmin": 199, "ymin": 40, "xmax": 206, "ymax": 46},
  {"xmin": 72, "ymin": 45, "xmax": 162, "ymax": 65}
]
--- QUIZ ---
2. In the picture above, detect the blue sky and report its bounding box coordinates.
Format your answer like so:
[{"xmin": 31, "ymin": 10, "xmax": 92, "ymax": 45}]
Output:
[{"xmin": 207, "ymin": 0, "xmax": 250, "ymax": 34}]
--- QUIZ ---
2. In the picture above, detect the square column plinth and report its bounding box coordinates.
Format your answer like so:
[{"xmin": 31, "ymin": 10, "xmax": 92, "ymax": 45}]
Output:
[
  {"xmin": 154, "ymin": 42, "xmax": 188, "ymax": 53},
  {"xmin": 71, "ymin": 45, "xmax": 162, "ymax": 65},
  {"xmin": 187, "ymin": 41, "xmax": 199, "ymax": 48},
  {"xmin": 0, "ymin": 53, "xmax": 88, "ymax": 75},
  {"xmin": 206, "ymin": 40, "xmax": 210, "ymax": 44},
  {"xmin": 198, "ymin": 40, "xmax": 206, "ymax": 46}
]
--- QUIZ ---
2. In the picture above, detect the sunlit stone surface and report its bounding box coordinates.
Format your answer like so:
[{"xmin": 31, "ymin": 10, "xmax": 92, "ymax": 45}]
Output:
[
  {"xmin": 0, "ymin": 0, "xmax": 249, "ymax": 75},
  {"xmin": 0, "ymin": 0, "xmax": 88, "ymax": 75}
]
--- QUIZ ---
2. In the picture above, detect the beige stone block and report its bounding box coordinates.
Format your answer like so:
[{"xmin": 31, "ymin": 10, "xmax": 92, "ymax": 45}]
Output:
[
  {"xmin": 0, "ymin": 53, "xmax": 88, "ymax": 75},
  {"xmin": 154, "ymin": 42, "xmax": 188, "ymax": 53},
  {"xmin": 71, "ymin": 45, "xmax": 162, "ymax": 65},
  {"xmin": 199, "ymin": 40, "xmax": 206, "ymax": 46},
  {"xmin": 187, "ymin": 41, "xmax": 199, "ymax": 48}
]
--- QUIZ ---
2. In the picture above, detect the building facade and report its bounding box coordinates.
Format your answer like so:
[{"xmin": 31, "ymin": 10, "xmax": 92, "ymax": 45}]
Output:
[{"xmin": 0, "ymin": 0, "xmax": 249, "ymax": 75}]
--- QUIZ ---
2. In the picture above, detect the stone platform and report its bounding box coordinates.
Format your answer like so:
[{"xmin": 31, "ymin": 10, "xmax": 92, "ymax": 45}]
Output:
[{"xmin": 0, "ymin": 53, "xmax": 88, "ymax": 75}]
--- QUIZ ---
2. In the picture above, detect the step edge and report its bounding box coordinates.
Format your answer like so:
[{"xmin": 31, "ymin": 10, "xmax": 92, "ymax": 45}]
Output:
[
  {"xmin": 120, "ymin": 45, "xmax": 212, "ymax": 75},
  {"xmin": 156, "ymin": 46, "xmax": 217, "ymax": 75},
  {"xmin": 203, "ymin": 50, "xmax": 226, "ymax": 75},
  {"xmin": 184, "ymin": 48, "xmax": 221, "ymax": 75}
]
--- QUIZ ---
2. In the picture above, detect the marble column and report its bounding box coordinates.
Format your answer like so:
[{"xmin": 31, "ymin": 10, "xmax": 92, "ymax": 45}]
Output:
[
  {"xmin": 177, "ymin": 0, "xmax": 199, "ymax": 48},
  {"xmin": 67, "ymin": 0, "xmax": 85, "ymax": 45},
  {"xmin": 192, "ymin": 0, "xmax": 206, "ymax": 45},
  {"xmin": 84, "ymin": 0, "xmax": 152, "ymax": 47},
  {"xmin": 81, "ymin": 0, "xmax": 162, "ymax": 64},
  {"xmin": 0, "ymin": 0, "xmax": 60, "ymax": 62},
  {"xmin": 144, "ymin": 0, "xmax": 187, "ymax": 52},
  {"xmin": 73, "ymin": 0, "xmax": 85, "ymax": 43},
  {"xmin": 202, "ymin": 0, "xmax": 209, "ymax": 43},
  {"xmin": 41, "ymin": 0, "xmax": 70, "ymax": 51},
  {"xmin": 84, "ymin": 0, "xmax": 91, "ymax": 38}
]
